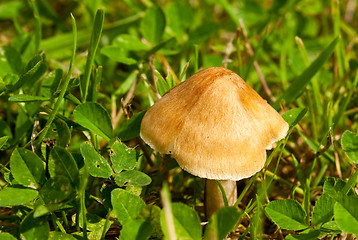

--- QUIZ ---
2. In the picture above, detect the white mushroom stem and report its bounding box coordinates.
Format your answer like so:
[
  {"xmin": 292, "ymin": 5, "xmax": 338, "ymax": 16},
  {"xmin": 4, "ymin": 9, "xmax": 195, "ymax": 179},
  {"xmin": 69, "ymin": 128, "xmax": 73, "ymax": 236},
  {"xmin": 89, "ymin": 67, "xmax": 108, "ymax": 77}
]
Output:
[{"xmin": 205, "ymin": 179, "xmax": 237, "ymax": 219}]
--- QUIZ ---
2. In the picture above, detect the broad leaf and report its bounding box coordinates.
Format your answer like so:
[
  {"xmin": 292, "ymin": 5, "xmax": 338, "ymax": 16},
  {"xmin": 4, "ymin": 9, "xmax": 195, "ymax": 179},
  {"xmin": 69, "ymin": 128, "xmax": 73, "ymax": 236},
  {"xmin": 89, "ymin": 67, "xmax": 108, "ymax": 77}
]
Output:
[
  {"xmin": 40, "ymin": 175, "xmax": 73, "ymax": 204},
  {"xmin": 110, "ymin": 141, "xmax": 137, "ymax": 172},
  {"xmin": 321, "ymin": 221, "xmax": 341, "ymax": 233},
  {"xmin": 80, "ymin": 142, "xmax": 112, "ymax": 178},
  {"xmin": 115, "ymin": 170, "xmax": 151, "ymax": 187},
  {"xmin": 0, "ymin": 118, "xmax": 12, "ymax": 139},
  {"xmin": 101, "ymin": 46, "xmax": 137, "ymax": 65},
  {"xmin": 323, "ymin": 177, "xmax": 346, "ymax": 199},
  {"xmin": 161, "ymin": 203, "xmax": 202, "ymax": 240},
  {"xmin": 74, "ymin": 102, "xmax": 113, "ymax": 142},
  {"xmin": 49, "ymin": 232, "xmax": 77, "ymax": 240},
  {"xmin": 0, "ymin": 232, "xmax": 17, "ymax": 240},
  {"xmin": 341, "ymin": 130, "xmax": 358, "ymax": 163},
  {"xmin": 120, "ymin": 219, "xmax": 152, "ymax": 240},
  {"xmin": 140, "ymin": 205, "xmax": 163, "ymax": 239},
  {"xmin": 116, "ymin": 111, "xmax": 145, "ymax": 141},
  {"xmin": 0, "ymin": 187, "xmax": 38, "ymax": 207},
  {"xmin": 311, "ymin": 193, "xmax": 335, "ymax": 225},
  {"xmin": 334, "ymin": 196, "xmax": 358, "ymax": 236},
  {"xmin": 113, "ymin": 34, "xmax": 150, "ymax": 51},
  {"xmin": 265, "ymin": 199, "xmax": 308, "ymax": 231},
  {"xmin": 204, "ymin": 206, "xmax": 241, "ymax": 240},
  {"xmin": 20, "ymin": 212, "xmax": 50, "ymax": 240},
  {"xmin": 282, "ymin": 108, "xmax": 307, "ymax": 129},
  {"xmin": 285, "ymin": 229, "xmax": 321, "ymax": 240},
  {"xmin": 111, "ymin": 188, "xmax": 146, "ymax": 225},
  {"xmin": 49, "ymin": 146, "xmax": 79, "ymax": 187},
  {"xmin": 140, "ymin": 6, "xmax": 166, "ymax": 45},
  {"xmin": 52, "ymin": 119, "xmax": 71, "ymax": 147},
  {"xmin": 41, "ymin": 69, "xmax": 62, "ymax": 98},
  {"xmin": 165, "ymin": 1, "xmax": 193, "ymax": 39},
  {"xmin": 10, "ymin": 148, "xmax": 45, "ymax": 189}
]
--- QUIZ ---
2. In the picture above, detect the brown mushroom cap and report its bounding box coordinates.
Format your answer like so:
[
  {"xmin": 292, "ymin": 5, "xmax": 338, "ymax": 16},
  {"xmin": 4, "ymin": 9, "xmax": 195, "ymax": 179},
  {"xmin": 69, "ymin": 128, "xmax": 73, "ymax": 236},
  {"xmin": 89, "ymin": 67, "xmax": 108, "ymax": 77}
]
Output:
[{"xmin": 140, "ymin": 67, "xmax": 289, "ymax": 180}]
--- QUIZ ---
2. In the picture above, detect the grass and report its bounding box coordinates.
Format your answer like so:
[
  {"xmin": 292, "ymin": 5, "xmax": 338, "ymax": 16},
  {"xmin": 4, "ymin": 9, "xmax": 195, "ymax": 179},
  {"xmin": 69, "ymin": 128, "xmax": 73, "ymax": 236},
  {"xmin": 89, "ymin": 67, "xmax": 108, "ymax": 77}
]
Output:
[{"xmin": 0, "ymin": 0, "xmax": 358, "ymax": 239}]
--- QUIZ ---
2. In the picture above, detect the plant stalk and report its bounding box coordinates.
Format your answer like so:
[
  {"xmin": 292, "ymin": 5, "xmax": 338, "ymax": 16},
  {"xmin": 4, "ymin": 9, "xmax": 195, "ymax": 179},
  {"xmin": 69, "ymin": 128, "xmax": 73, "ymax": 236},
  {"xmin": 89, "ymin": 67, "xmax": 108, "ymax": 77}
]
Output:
[{"xmin": 205, "ymin": 179, "xmax": 237, "ymax": 219}]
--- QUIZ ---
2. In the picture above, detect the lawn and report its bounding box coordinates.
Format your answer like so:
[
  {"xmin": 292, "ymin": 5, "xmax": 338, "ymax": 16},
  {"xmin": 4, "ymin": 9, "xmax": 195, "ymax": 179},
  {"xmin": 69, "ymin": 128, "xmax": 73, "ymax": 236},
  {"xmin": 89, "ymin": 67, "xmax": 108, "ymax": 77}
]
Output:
[{"xmin": 0, "ymin": 0, "xmax": 358, "ymax": 239}]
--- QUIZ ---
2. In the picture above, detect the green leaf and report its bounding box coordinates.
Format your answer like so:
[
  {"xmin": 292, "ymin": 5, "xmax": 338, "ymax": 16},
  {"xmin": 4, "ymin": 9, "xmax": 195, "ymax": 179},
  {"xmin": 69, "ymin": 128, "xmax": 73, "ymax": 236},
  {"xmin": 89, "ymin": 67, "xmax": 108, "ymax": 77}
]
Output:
[
  {"xmin": 120, "ymin": 219, "xmax": 152, "ymax": 240},
  {"xmin": 0, "ymin": 232, "xmax": 17, "ymax": 240},
  {"xmin": 0, "ymin": 187, "xmax": 38, "ymax": 207},
  {"xmin": 110, "ymin": 141, "xmax": 137, "ymax": 172},
  {"xmin": 49, "ymin": 146, "xmax": 79, "ymax": 187},
  {"xmin": 114, "ymin": 70, "xmax": 138, "ymax": 96},
  {"xmin": 35, "ymin": 15, "xmax": 77, "ymax": 148},
  {"xmin": 0, "ymin": 46, "xmax": 22, "ymax": 76},
  {"xmin": 334, "ymin": 196, "xmax": 358, "ymax": 236},
  {"xmin": 189, "ymin": 22, "xmax": 219, "ymax": 44},
  {"xmin": 311, "ymin": 193, "xmax": 335, "ymax": 225},
  {"xmin": 77, "ymin": 213, "xmax": 111, "ymax": 234},
  {"xmin": 101, "ymin": 46, "xmax": 137, "ymax": 65},
  {"xmin": 156, "ymin": 70, "xmax": 171, "ymax": 96},
  {"xmin": 341, "ymin": 130, "xmax": 358, "ymax": 163},
  {"xmin": 321, "ymin": 221, "xmax": 341, "ymax": 233},
  {"xmin": 140, "ymin": 6, "xmax": 166, "ymax": 45},
  {"xmin": 41, "ymin": 69, "xmax": 62, "ymax": 98},
  {"xmin": 0, "ymin": 78, "xmax": 6, "ymax": 94},
  {"xmin": 115, "ymin": 170, "xmax": 152, "ymax": 187},
  {"xmin": 40, "ymin": 175, "xmax": 73, "ymax": 204},
  {"xmin": 265, "ymin": 199, "xmax": 308, "ymax": 231},
  {"xmin": 282, "ymin": 108, "xmax": 307, "ymax": 129},
  {"xmin": 323, "ymin": 177, "xmax": 346, "ymax": 199},
  {"xmin": 74, "ymin": 102, "xmax": 113, "ymax": 142},
  {"xmin": 7, "ymin": 54, "xmax": 46, "ymax": 93},
  {"xmin": 116, "ymin": 111, "xmax": 146, "ymax": 141},
  {"xmin": 52, "ymin": 119, "xmax": 71, "ymax": 147},
  {"xmin": 8, "ymin": 94, "xmax": 51, "ymax": 102},
  {"xmin": 113, "ymin": 34, "xmax": 150, "ymax": 51},
  {"xmin": 165, "ymin": 1, "xmax": 193, "ymax": 39},
  {"xmin": 0, "ymin": 136, "xmax": 9, "ymax": 150},
  {"xmin": 20, "ymin": 213, "xmax": 50, "ymax": 240},
  {"xmin": 140, "ymin": 205, "xmax": 163, "ymax": 239},
  {"xmin": 0, "ymin": 1, "xmax": 24, "ymax": 19},
  {"xmin": 285, "ymin": 229, "xmax": 321, "ymax": 240},
  {"xmin": 49, "ymin": 232, "xmax": 77, "ymax": 240},
  {"xmin": 0, "ymin": 118, "xmax": 12, "ymax": 139},
  {"xmin": 80, "ymin": 142, "xmax": 112, "ymax": 178},
  {"xmin": 204, "ymin": 206, "xmax": 241, "ymax": 240},
  {"xmin": 0, "ymin": 47, "xmax": 15, "ymax": 77},
  {"xmin": 143, "ymin": 37, "xmax": 176, "ymax": 59},
  {"xmin": 10, "ymin": 148, "xmax": 45, "ymax": 189},
  {"xmin": 14, "ymin": 106, "xmax": 31, "ymax": 143},
  {"xmin": 273, "ymin": 37, "xmax": 339, "ymax": 110},
  {"xmin": 161, "ymin": 203, "xmax": 202, "ymax": 240},
  {"xmin": 111, "ymin": 188, "xmax": 146, "ymax": 225},
  {"xmin": 80, "ymin": 8, "xmax": 104, "ymax": 101}
]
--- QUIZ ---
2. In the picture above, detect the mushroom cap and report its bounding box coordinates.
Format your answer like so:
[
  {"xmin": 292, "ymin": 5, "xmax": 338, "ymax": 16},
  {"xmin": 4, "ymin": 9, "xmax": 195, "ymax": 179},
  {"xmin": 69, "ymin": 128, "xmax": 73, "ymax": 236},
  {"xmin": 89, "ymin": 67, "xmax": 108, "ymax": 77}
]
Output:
[{"xmin": 140, "ymin": 67, "xmax": 289, "ymax": 180}]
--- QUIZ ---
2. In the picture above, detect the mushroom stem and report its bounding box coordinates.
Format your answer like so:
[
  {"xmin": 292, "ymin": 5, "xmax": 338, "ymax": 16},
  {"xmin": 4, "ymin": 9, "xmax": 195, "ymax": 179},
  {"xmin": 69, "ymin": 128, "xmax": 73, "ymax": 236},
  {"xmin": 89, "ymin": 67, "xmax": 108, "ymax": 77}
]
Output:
[{"xmin": 205, "ymin": 179, "xmax": 237, "ymax": 219}]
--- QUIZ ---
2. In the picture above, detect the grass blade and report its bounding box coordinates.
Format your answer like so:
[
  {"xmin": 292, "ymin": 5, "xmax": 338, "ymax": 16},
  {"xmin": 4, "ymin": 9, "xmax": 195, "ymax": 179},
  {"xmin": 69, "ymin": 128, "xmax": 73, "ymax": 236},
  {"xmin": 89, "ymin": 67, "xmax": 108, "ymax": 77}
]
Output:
[
  {"xmin": 36, "ymin": 13, "xmax": 77, "ymax": 147},
  {"xmin": 29, "ymin": 0, "xmax": 41, "ymax": 54},
  {"xmin": 273, "ymin": 37, "xmax": 339, "ymax": 110},
  {"xmin": 80, "ymin": 9, "xmax": 104, "ymax": 102}
]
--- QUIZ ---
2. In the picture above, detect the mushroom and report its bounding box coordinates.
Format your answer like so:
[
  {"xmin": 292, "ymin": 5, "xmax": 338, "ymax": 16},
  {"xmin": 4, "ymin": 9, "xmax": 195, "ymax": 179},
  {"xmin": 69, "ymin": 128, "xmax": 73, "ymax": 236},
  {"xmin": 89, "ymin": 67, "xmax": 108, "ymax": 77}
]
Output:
[{"xmin": 140, "ymin": 67, "xmax": 289, "ymax": 218}]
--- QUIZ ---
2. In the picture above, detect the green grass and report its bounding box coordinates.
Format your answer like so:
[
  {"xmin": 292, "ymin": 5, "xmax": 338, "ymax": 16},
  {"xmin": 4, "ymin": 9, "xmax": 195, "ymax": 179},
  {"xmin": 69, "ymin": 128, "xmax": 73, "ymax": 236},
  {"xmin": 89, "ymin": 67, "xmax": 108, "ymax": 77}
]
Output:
[{"xmin": 0, "ymin": 0, "xmax": 358, "ymax": 239}]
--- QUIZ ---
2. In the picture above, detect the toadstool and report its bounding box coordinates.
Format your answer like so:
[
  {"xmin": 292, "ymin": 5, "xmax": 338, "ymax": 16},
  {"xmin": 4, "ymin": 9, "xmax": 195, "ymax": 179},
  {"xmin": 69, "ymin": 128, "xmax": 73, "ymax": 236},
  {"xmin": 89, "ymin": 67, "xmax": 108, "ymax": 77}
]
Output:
[{"xmin": 140, "ymin": 67, "xmax": 289, "ymax": 218}]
